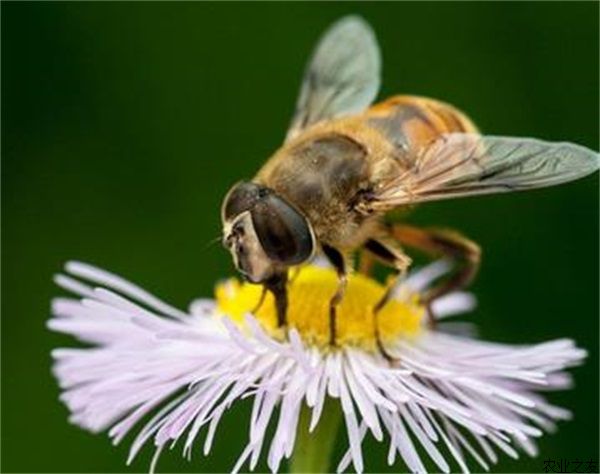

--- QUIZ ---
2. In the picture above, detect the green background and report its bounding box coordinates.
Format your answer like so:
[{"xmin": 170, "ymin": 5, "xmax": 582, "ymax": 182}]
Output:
[{"xmin": 2, "ymin": 2, "xmax": 598, "ymax": 473}]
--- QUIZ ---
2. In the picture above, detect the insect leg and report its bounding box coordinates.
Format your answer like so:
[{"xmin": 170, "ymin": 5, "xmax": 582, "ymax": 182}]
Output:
[
  {"xmin": 358, "ymin": 249, "xmax": 376, "ymax": 276},
  {"xmin": 389, "ymin": 224, "xmax": 481, "ymax": 326},
  {"xmin": 251, "ymin": 285, "xmax": 268, "ymax": 314},
  {"xmin": 264, "ymin": 271, "xmax": 289, "ymax": 328},
  {"xmin": 365, "ymin": 238, "xmax": 412, "ymax": 362},
  {"xmin": 322, "ymin": 244, "xmax": 347, "ymax": 346},
  {"xmin": 289, "ymin": 266, "xmax": 302, "ymax": 283}
]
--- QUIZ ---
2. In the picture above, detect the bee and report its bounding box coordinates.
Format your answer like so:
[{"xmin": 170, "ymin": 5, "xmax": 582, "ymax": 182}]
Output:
[{"xmin": 221, "ymin": 16, "xmax": 599, "ymax": 357}]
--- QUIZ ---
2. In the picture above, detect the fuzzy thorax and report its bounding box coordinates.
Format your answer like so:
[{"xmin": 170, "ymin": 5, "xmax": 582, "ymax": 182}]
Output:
[{"xmin": 215, "ymin": 265, "xmax": 425, "ymax": 350}]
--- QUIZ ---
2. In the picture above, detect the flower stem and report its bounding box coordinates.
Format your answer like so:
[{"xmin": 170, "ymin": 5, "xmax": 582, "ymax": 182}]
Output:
[{"xmin": 289, "ymin": 398, "xmax": 342, "ymax": 473}]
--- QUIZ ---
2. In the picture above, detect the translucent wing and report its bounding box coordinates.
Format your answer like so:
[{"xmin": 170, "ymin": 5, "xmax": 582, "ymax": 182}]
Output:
[
  {"xmin": 372, "ymin": 133, "xmax": 599, "ymax": 209},
  {"xmin": 286, "ymin": 16, "xmax": 381, "ymax": 141}
]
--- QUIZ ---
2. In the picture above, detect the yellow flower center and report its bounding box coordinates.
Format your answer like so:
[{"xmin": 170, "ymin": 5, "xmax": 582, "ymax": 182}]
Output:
[{"xmin": 215, "ymin": 265, "xmax": 425, "ymax": 351}]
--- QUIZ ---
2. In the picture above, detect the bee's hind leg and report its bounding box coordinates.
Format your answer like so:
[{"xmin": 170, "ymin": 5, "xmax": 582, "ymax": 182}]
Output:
[
  {"xmin": 388, "ymin": 224, "xmax": 481, "ymax": 328},
  {"xmin": 364, "ymin": 238, "xmax": 412, "ymax": 363},
  {"xmin": 322, "ymin": 245, "xmax": 348, "ymax": 347}
]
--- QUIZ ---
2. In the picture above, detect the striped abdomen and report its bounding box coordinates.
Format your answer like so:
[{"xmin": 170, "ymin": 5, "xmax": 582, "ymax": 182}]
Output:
[{"xmin": 366, "ymin": 95, "xmax": 479, "ymax": 152}]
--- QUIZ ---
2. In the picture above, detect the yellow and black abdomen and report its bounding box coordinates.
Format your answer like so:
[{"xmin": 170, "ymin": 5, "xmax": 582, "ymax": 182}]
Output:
[{"xmin": 365, "ymin": 95, "xmax": 479, "ymax": 152}]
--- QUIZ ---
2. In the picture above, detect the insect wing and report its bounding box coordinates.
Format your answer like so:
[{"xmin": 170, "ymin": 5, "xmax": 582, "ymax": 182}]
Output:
[
  {"xmin": 373, "ymin": 133, "xmax": 599, "ymax": 208},
  {"xmin": 286, "ymin": 16, "xmax": 381, "ymax": 141}
]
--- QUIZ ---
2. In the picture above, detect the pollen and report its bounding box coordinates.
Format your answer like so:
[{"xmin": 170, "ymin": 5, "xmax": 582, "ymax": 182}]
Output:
[{"xmin": 215, "ymin": 265, "xmax": 425, "ymax": 351}]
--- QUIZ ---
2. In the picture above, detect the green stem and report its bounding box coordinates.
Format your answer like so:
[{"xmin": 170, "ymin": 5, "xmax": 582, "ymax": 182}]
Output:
[{"xmin": 289, "ymin": 399, "xmax": 342, "ymax": 473}]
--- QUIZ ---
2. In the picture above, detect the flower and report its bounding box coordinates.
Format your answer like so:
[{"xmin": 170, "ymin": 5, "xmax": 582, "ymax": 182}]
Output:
[{"xmin": 48, "ymin": 261, "xmax": 586, "ymax": 473}]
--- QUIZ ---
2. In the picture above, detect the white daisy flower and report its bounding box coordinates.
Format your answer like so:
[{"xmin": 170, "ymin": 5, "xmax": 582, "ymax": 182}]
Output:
[{"xmin": 48, "ymin": 261, "xmax": 586, "ymax": 473}]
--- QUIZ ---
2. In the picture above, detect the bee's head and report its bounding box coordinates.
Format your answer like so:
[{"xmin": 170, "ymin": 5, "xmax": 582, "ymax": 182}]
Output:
[{"xmin": 221, "ymin": 182, "xmax": 315, "ymax": 283}]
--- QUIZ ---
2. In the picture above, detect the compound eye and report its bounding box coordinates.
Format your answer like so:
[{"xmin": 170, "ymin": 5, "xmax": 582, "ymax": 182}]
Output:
[
  {"xmin": 221, "ymin": 182, "xmax": 267, "ymax": 221},
  {"xmin": 251, "ymin": 195, "xmax": 314, "ymax": 265}
]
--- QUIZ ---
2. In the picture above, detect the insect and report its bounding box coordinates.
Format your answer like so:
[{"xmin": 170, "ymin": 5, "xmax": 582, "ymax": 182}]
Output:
[{"xmin": 221, "ymin": 16, "xmax": 599, "ymax": 357}]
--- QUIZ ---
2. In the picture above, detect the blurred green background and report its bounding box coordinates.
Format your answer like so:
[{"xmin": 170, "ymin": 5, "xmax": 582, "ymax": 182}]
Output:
[{"xmin": 2, "ymin": 3, "xmax": 598, "ymax": 473}]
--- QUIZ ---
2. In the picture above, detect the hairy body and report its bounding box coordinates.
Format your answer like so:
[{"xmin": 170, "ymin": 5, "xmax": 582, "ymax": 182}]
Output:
[
  {"xmin": 220, "ymin": 17, "xmax": 598, "ymax": 358},
  {"xmin": 257, "ymin": 96, "xmax": 478, "ymax": 252}
]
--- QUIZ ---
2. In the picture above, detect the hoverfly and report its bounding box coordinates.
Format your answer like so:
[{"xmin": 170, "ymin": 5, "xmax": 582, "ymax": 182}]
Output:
[{"xmin": 221, "ymin": 16, "xmax": 599, "ymax": 358}]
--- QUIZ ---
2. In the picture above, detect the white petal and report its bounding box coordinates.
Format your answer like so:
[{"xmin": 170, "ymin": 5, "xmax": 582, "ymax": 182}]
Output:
[{"xmin": 48, "ymin": 261, "xmax": 586, "ymax": 474}]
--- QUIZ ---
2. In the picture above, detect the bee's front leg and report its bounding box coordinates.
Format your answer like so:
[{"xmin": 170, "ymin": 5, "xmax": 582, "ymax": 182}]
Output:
[
  {"xmin": 264, "ymin": 271, "xmax": 288, "ymax": 328},
  {"xmin": 322, "ymin": 244, "xmax": 348, "ymax": 347},
  {"xmin": 251, "ymin": 286, "xmax": 268, "ymax": 315}
]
